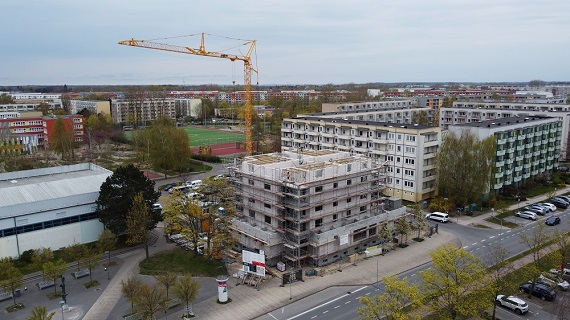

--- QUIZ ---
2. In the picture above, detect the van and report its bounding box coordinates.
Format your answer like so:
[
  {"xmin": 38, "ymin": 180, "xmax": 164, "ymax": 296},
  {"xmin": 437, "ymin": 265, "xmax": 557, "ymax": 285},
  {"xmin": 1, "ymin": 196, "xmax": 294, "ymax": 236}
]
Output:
[
  {"xmin": 169, "ymin": 185, "xmax": 191, "ymax": 194},
  {"xmin": 185, "ymin": 180, "xmax": 203, "ymax": 190},
  {"xmin": 426, "ymin": 212, "xmax": 449, "ymax": 223}
]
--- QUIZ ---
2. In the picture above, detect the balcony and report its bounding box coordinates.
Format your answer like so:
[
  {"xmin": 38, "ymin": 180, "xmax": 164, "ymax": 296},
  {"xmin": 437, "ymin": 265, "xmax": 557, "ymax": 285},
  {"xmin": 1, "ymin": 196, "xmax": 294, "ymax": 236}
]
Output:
[
  {"xmin": 507, "ymin": 137, "xmax": 515, "ymax": 143},
  {"xmin": 496, "ymin": 149, "xmax": 506, "ymax": 156},
  {"xmin": 523, "ymin": 172, "xmax": 531, "ymax": 179},
  {"xmin": 505, "ymin": 158, "xmax": 514, "ymax": 165},
  {"xmin": 493, "ymin": 182, "xmax": 503, "ymax": 190},
  {"xmin": 497, "ymin": 138, "xmax": 507, "ymax": 145},
  {"xmin": 514, "ymin": 175, "xmax": 522, "ymax": 182},
  {"xmin": 495, "ymin": 160, "xmax": 505, "ymax": 167},
  {"xmin": 495, "ymin": 171, "xmax": 504, "ymax": 179},
  {"xmin": 515, "ymin": 155, "xmax": 523, "ymax": 161}
]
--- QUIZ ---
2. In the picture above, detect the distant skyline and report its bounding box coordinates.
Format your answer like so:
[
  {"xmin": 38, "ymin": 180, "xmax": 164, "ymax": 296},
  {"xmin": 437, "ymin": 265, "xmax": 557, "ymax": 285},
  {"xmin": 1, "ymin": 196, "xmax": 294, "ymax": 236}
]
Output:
[{"xmin": 1, "ymin": 1, "xmax": 569, "ymax": 86}]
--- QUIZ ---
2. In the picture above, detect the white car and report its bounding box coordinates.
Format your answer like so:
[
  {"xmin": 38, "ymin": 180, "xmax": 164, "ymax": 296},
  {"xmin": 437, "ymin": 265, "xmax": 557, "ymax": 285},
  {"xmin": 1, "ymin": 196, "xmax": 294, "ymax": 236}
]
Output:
[
  {"xmin": 495, "ymin": 295, "xmax": 528, "ymax": 314},
  {"xmin": 539, "ymin": 273, "xmax": 570, "ymax": 291},
  {"xmin": 515, "ymin": 210, "xmax": 537, "ymax": 221},
  {"xmin": 540, "ymin": 203, "xmax": 556, "ymax": 212}
]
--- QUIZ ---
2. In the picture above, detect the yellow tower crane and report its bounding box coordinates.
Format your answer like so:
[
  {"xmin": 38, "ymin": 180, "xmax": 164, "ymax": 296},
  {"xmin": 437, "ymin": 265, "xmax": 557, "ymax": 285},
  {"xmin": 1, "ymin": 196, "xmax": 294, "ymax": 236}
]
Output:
[{"xmin": 118, "ymin": 33, "xmax": 257, "ymax": 155}]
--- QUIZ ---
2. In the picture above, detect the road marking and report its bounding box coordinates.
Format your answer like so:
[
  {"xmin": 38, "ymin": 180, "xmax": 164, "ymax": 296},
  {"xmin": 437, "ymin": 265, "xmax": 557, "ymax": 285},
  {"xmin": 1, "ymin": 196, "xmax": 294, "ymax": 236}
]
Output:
[
  {"xmin": 287, "ymin": 286, "xmax": 365, "ymax": 319},
  {"xmin": 481, "ymin": 239, "xmax": 486, "ymax": 242},
  {"xmin": 311, "ymin": 316, "xmax": 317, "ymax": 319},
  {"xmin": 365, "ymin": 292, "xmax": 371, "ymax": 295},
  {"xmin": 334, "ymin": 305, "xmax": 340, "ymax": 309},
  {"xmin": 411, "ymin": 273, "xmax": 416, "ymax": 277},
  {"xmin": 472, "ymin": 242, "xmax": 477, "ymax": 246},
  {"xmin": 463, "ymin": 246, "xmax": 469, "ymax": 249},
  {"xmin": 489, "ymin": 236, "xmax": 495, "ymax": 239},
  {"xmin": 282, "ymin": 307, "xmax": 284, "ymax": 313},
  {"xmin": 323, "ymin": 310, "xmax": 329, "ymax": 314},
  {"xmin": 268, "ymin": 313, "xmax": 278, "ymax": 320}
]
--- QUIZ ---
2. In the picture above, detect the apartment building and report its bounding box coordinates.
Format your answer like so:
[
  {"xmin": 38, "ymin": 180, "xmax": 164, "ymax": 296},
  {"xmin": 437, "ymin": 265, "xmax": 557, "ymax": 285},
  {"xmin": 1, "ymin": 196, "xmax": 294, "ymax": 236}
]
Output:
[
  {"xmin": 321, "ymin": 99, "xmax": 416, "ymax": 113},
  {"xmin": 230, "ymin": 150, "xmax": 407, "ymax": 268},
  {"xmin": 448, "ymin": 116, "xmax": 562, "ymax": 193},
  {"xmin": 442, "ymin": 101, "xmax": 570, "ymax": 159},
  {"xmin": 69, "ymin": 100, "xmax": 111, "ymax": 115},
  {"xmin": 281, "ymin": 117, "xmax": 440, "ymax": 202},
  {"xmin": 110, "ymin": 98, "xmax": 176, "ymax": 124}
]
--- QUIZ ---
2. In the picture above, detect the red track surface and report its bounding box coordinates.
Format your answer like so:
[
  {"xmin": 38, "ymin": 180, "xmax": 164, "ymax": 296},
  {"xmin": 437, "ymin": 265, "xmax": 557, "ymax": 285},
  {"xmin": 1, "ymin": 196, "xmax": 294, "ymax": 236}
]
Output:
[{"xmin": 190, "ymin": 142, "xmax": 246, "ymax": 156}]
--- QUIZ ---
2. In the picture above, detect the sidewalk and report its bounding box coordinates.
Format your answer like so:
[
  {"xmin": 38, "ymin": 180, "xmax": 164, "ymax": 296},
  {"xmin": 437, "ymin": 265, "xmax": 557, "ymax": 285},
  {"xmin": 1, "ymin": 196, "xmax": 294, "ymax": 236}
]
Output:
[
  {"xmin": 454, "ymin": 185, "xmax": 570, "ymax": 228},
  {"xmin": 162, "ymin": 231, "xmax": 460, "ymax": 320}
]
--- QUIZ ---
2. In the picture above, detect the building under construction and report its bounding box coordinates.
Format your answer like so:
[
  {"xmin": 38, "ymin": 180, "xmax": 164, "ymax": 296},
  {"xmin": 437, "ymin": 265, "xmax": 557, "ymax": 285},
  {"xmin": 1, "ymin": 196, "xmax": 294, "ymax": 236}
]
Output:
[{"xmin": 230, "ymin": 150, "xmax": 407, "ymax": 268}]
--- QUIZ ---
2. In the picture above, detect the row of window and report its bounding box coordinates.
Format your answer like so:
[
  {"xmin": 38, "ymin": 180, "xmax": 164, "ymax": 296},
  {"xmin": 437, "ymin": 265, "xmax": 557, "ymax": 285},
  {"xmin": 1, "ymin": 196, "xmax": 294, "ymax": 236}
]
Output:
[{"xmin": 0, "ymin": 212, "xmax": 98, "ymax": 238}]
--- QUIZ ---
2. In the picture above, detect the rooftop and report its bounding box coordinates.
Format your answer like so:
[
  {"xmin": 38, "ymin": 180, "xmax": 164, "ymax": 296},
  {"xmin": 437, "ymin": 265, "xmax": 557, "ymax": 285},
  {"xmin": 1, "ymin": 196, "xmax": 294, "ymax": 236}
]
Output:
[
  {"xmin": 285, "ymin": 116, "xmax": 435, "ymax": 130},
  {"xmin": 460, "ymin": 116, "xmax": 557, "ymax": 128}
]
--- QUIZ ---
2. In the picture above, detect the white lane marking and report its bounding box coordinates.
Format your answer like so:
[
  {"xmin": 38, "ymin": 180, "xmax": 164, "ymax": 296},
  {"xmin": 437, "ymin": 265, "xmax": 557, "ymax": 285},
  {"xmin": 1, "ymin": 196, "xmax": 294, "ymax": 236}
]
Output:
[
  {"xmin": 311, "ymin": 316, "xmax": 317, "ymax": 319},
  {"xmin": 287, "ymin": 286, "xmax": 366, "ymax": 320},
  {"xmin": 268, "ymin": 313, "xmax": 278, "ymax": 320},
  {"xmin": 334, "ymin": 305, "xmax": 340, "ymax": 309},
  {"xmin": 345, "ymin": 301, "xmax": 351, "ymax": 304},
  {"xmin": 282, "ymin": 307, "xmax": 284, "ymax": 314},
  {"xmin": 472, "ymin": 242, "xmax": 478, "ymax": 246},
  {"xmin": 463, "ymin": 246, "xmax": 469, "ymax": 249},
  {"xmin": 489, "ymin": 236, "xmax": 495, "ymax": 239},
  {"xmin": 481, "ymin": 239, "xmax": 486, "ymax": 242},
  {"xmin": 323, "ymin": 310, "xmax": 329, "ymax": 314}
]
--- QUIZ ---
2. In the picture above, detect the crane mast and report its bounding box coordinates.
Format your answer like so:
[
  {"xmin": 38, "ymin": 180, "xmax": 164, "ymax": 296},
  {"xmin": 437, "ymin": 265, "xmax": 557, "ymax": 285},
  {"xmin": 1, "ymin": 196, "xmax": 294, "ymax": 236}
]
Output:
[{"xmin": 118, "ymin": 33, "xmax": 257, "ymax": 155}]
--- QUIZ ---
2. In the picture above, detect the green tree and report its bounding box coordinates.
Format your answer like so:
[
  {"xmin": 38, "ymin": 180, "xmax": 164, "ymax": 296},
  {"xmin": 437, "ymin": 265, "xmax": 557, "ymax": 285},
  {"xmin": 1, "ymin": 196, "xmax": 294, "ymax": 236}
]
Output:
[
  {"xmin": 79, "ymin": 252, "xmax": 103, "ymax": 282},
  {"xmin": 155, "ymin": 272, "xmax": 177, "ymax": 299},
  {"xmin": 420, "ymin": 244, "xmax": 487, "ymax": 319},
  {"xmin": 35, "ymin": 102, "xmax": 51, "ymax": 116},
  {"xmin": 0, "ymin": 93, "xmax": 14, "ymax": 103},
  {"xmin": 0, "ymin": 261, "xmax": 24, "ymax": 306},
  {"xmin": 97, "ymin": 229, "xmax": 117, "ymax": 268},
  {"xmin": 133, "ymin": 283, "xmax": 170, "ymax": 320},
  {"xmin": 32, "ymin": 248, "xmax": 54, "ymax": 277},
  {"xmin": 121, "ymin": 276, "xmax": 144, "ymax": 313},
  {"xmin": 172, "ymin": 273, "xmax": 200, "ymax": 318},
  {"xmin": 64, "ymin": 243, "xmax": 89, "ymax": 271},
  {"xmin": 96, "ymin": 164, "xmax": 160, "ymax": 235},
  {"xmin": 436, "ymin": 130, "xmax": 495, "ymax": 206},
  {"xmin": 378, "ymin": 221, "xmax": 393, "ymax": 252},
  {"xmin": 26, "ymin": 305, "xmax": 55, "ymax": 320},
  {"xmin": 485, "ymin": 243, "xmax": 515, "ymax": 320},
  {"xmin": 43, "ymin": 259, "xmax": 67, "ymax": 294},
  {"xmin": 126, "ymin": 193, "xmax": 155, "ymax": 260},
  {"xmin": 552, "ymin": 227, "xmax": 570, "ymax": 279},
  {"xmin": 49, "ymin": 116, "xmax": 75, "ymax": 160},
  {"xmin": 395, "ymin": 217, "xmax": 410, "ymax": 244},
  {"xmin": 519, "ymin": 223, "xmax": 551, "ymax": 299},
  {"xmin": 410, "ymin": 204, "xmax": 427, "ymax": 240},
  {"xmin": 411, "ymin": 110, "xmax": 429, "ymax": 125},
  {"xmin": 358, "ymin": 275, "xmax": 422, "ymax": 320}
]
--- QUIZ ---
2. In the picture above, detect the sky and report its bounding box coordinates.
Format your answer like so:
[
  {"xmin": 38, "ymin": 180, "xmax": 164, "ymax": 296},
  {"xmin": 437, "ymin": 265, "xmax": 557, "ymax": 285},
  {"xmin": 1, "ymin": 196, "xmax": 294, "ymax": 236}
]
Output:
[{"xmin": 1, "ymin": 0, "xmax": 569, "ymax": 86}]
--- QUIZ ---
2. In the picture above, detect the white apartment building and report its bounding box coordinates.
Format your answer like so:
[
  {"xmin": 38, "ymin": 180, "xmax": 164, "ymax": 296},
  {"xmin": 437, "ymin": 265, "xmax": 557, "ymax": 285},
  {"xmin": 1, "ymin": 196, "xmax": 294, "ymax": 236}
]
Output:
[
  {"xmin": 230, "ymin": 150, "xmax": 407, "ymax": 267},
  {"xmin": 321, "ymin": 99, "xmax": 417, "ymax": 113},
  {"xmin": 442, "ymin": 101, "xmax": 570, "ymax": 159},
  {"xmin": 110, "ymin": 98, "xmax": 176, "ymax": 124},
  {"xmin": 281, "ymin": 117, "xmax": 440, "ymax": 202},
  {"xmin": 449, "ymin": 116, "xmax": 562, "ymax": 192}
]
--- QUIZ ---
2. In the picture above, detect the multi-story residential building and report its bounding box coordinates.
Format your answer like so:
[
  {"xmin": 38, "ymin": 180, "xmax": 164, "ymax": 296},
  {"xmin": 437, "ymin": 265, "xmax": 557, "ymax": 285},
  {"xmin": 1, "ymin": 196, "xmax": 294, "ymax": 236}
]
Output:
[
  {"xmin": 0, "ymin": 115, "xmax": 84, "ymax": 150},
  {"xmin": 280, "ymin": 117, "xmax": 440, "ymax": 202},
  {"xmin": 321, "ymin": 99, "xmax": 416, "ymax": 113},
  {"xmin": 69, "ymin": 100, "xmax": 111, "ymax": 115},
  {"xmin": 448, "ymin": 116, "xmax": 562, "ymax": 193},
  {"xmin": 442, "ymin": 101, "xmax": 570, "ymax": 159},
  {"xmin": 230, "ymin": 150, "xmax": 407, "ymax": 268},
  {"xmin": 110, "ymin": 98, "xmax": 176, "ymax": 124}
]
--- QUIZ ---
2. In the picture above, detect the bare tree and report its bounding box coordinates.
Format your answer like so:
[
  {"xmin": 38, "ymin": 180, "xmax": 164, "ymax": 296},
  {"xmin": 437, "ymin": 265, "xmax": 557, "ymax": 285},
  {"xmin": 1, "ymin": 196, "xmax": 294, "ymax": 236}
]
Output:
[
  {"xmin": 485, "ymin": 243, "xmax": 515, "ymax": 320},
  {"xmin": 155, "ymin": 272, "xmax": 178, "ymax": 299},
  {"xmin": 519, "ymin": 223, "xmax": 551, "ymax": 299},
  {"xmin": 121, "ymin": 276, "xmax": 144, "ymax": 313}
]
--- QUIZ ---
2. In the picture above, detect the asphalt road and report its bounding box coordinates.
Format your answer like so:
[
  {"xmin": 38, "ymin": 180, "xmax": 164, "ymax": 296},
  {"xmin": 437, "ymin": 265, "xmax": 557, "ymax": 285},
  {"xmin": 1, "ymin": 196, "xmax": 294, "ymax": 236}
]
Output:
[{"xmin": 255, "ymin": 210, "xmax": 570, "ymax": 320}]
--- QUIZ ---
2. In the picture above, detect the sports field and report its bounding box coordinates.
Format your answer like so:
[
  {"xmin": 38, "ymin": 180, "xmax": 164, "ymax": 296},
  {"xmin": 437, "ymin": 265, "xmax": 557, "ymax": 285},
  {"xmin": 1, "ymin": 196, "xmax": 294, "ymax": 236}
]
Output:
[{"xmin": 185, "ymin": 126, "xmax": 245, "ymax": 147}]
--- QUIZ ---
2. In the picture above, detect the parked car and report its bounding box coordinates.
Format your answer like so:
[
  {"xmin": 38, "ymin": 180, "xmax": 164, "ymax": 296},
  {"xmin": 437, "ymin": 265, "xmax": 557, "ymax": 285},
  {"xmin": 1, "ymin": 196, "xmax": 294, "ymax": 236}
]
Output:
[
  {"xmin": 545, "ymin": 216, "xmax": 561, "ymax": 226},
  {"xmin": 162, "ymin": 183, "xmax": 177, "ymax": 192},
  {"xmin": 550, "ymin": 198, "xmax": 569, "ymax": 209},
  {"xmin": 532, "ymin": 203, "xmax": 553, "ymax": 213},
  {"xmin": 524, "ymin": 205, "xmax": 546, "ymax": 215},
  {"xmin": 515, "ymin": 211, "xmax": 538, "ymax": 221},
  {"xmin": 549, "ymin": 268, "xmax": 570, "ymax": 281},
  {"xmin": 519, "ymin": 282, "xmax": 556, "ymax": 301},
  {"xmin": 151, "ymin": 203, "xmax": 163, "ymax": 213},
  {"xmin": 425, "ymin": 212, "xmax": 449, "ymax": 223},
  {"xmin": 556, "ymin": 195, "xmax": 570, "ymax": 203},
  {"xmin": 537, "ymin": 273, "xmax": 569, "ymax": 291},
  {"xmin": 495, "ymin": 295, "xmax": 529, "ymax": 315},
  {"xmin": 539, "ymin": 202, "xmax": 556, "ymax": 212}
]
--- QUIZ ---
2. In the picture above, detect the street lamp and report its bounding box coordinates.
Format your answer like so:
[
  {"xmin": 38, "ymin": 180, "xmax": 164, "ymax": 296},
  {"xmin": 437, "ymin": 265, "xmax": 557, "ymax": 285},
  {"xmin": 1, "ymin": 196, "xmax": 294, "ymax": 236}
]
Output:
[{"xmin": 105, "ymin": 267, "xmax": 109, "ymax": 280}]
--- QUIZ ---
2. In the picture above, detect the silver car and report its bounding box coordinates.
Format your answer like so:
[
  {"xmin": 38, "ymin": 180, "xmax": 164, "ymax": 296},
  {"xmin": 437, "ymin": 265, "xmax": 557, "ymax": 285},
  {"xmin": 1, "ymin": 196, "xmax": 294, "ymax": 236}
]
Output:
[{"xmin": 515, "ymin": 210, "xmax": 538, "ymax": 221}]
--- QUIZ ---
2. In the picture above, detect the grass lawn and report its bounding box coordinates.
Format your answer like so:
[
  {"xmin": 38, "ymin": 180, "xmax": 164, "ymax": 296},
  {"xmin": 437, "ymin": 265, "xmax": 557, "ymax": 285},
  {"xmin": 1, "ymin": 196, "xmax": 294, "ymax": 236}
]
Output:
[
  {"xmin": 184, "ymin": 126, "xmax": 244, "ymax": 147},
  {"xmin": 139, "ymin": 247, "xmax": 227, "ymax": 277}
]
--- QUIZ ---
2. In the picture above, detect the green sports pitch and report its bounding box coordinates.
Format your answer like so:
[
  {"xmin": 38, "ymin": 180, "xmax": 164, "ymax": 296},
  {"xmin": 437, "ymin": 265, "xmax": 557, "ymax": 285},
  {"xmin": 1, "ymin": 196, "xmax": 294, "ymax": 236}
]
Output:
[{"xmin": 184, "ymin": 126, "xmax": 245, "ymax": 147}]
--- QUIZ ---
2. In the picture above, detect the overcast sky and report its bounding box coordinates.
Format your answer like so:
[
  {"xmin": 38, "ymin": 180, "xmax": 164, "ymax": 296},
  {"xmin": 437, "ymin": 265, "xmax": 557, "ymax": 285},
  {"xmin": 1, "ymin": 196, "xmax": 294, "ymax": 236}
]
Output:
[{"xmin": 1, "ymin": 0, "xmax": 569, "ymax": 86}]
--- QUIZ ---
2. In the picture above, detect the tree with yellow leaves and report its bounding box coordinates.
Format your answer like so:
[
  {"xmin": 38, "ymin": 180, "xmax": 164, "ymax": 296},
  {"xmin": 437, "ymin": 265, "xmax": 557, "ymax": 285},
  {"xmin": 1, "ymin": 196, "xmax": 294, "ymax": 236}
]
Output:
[{"xmin": 358, "ymin": 275, "xmax": 422, "ymax": 320}]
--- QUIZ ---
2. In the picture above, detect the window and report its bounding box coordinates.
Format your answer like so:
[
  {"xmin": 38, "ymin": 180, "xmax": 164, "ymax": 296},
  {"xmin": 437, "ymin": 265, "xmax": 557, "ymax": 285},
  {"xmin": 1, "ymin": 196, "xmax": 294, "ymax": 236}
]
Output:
[
  {"xmin": 248, "ymin": 179, "xmax": 254, "ymax": 185},
  {"xmin": 315, "ymin": 205, "xmax": 323, "ymax": 211},
  {"xmin": 316, "ymin": 169, "xmax": 323, "ymax": 177},
  {"xmin": 396, "ymin": 168, "xmax": 401, "ymax": 174},
  {"xmin": 315, "ymin": 186, "xmax": 323, "ymax": 192},
  {"xmin": 347, "ymin": 210, "xmax": 352, "ymax": 217},
  {"xmin": 315, "ymin": 218, "xmax": 323, "ymax": 227},
  {"xmin": 249, "ymin": 210, "xmax": 255, "ymax": 218},
  {"xmin": 347, "ymin": 179, "xmax": 352, "ymax": 185},
  {"xmin": 248, "ymin": 198, "xmax": 255, "ymax": 203},
  {"xmin": 333, "ymin": 201, "xmax": 338, "ymax": 207},
  {"xmin": 347, "ymin": 164, "xmax": 352, "ymax": 172},
  {"xmin": 406, "ymin": 135, "xmax": 416, "ymax": 142},
  {"xmin": 333, "ymin": 182, "xmax": 338, "ymax": 188},
  {"xmin": 404, "ymin": 169, "xmax": 414, "ymax": 176},
  {"xmin": 264, "ymin": 203, "xmax": 271, "ymax": 209},
  {"xmin": 360, "ymin": 194, "xmax": 367, "ymax": 199},
  {"xmin": 347, "ymin": 198, "xmax": 352, "ymax": 203},
  {"xmin": 386, "ymin": 155, "xmax": 394, "ymax": 162},
  {"xmin": 360, "ymin": 206, "xmax": 367, "ymax": 212},
  {"xmin": 404, "ymin": 158, "xmax": 415, "ymax": 165},
  {"xmin": 405, "ymin": 146, "xmax": 416, "ymax": 153},
  {"xmin": 404, "ymin": 181, "xmax": 414, "ymax": 188},
  {"xmin": 264, "ymin": 183, "xmax": 271, "ymax": 190},
  {"xmin": 333, "ymin": 214, "xmax": 338, "ymax": 221},
  {"xmin": 265, "ymin": 215, "xmax": 272, "ymax": 224}
]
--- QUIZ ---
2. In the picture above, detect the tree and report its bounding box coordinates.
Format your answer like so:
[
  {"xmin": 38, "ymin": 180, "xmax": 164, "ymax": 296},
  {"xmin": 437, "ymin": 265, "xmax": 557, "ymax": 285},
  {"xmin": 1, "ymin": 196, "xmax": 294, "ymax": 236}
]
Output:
[
  {"xmin": 552, "ymin": 227, "xmax": 570, "ymax": 277},
  {"xmin": 64, "ymin": 243, "xmax": 89, "ymax": 271},
  {"xmin": 0, "ymin": 93, "xmax": 14, "ymax": 104},
  {"xmin": 420, "ymin": 244, "xmax": 487, "ymax": 319},
  {"xmin": 98, "ymin": 229, "xmax": 117, "ymax": 268},
  {"xmin": 26, "ymin": 306, "xmax": 55, "ymax": 320},
  {"xmin": 172, "ymin": 273, "xmax": 200, "ymax": 318},
  {"xmin": 411, "ymin": 110, "xmax": 429, "ymax": 126},
  {"xmin": 43, "ymin": 259, "xmax": 67, "ymax": 294},
  {"xmin": 485, "ymin": 243, "xmax": 515, "ymax": 320},
  {"xmin": 395, "ymin": 217, "xmax": 410, "ymax": 244},
  {"xmin": 126, "ymin": 192, "xmax": 155, "ymax": 260},
  {"xmin": 155, "ymin": 272, "xmax": 177, "ymax": 299},
  {"xmin": 49, "ymin": 116, "xmax": 75, "ymax": 160},
  {"xmin": 436, "ymin": 130, "xmax": 495, "ymax": 206},
  {"xmin": 35, "ymin": 102, "xmax": 51, "ymax": 116},
  {"xmin": 79, "ymin": 252, "xmax": 103, "ymax": 282},
  {"xmin": 519, "ymin": 223, "xmax": 551, "ymax": 299},
  {"xmin": 96, "ymin": 164, "xmax": 160, "ymax": 235},
  {"xmin": 410, "ymin": 204, "xmax": 427, "ymax": 240},
  {"xmin": 121, "ymin": 276, "xmax": 144, "ymax": 313},
  {"xmin": 32, "ymin": 248, "xmax": 54, "ymax": 277},
  {"xmin": 163, "ymin": 190, "xmax": 209, "ymax": 254},
  {"xmin": 133, "ymin": 283, "xmax": 170, "ymax": 320},
  {"xmin": 358, "ymin": 275, "xmax": 422, "ymax": 320},
  {"xmin": 0, "ymin": 261, "xmax": 24, "ymax": 306},
  {"xmin": 378, "ymin": 221, "xmax": 393, "ymax": 252}
]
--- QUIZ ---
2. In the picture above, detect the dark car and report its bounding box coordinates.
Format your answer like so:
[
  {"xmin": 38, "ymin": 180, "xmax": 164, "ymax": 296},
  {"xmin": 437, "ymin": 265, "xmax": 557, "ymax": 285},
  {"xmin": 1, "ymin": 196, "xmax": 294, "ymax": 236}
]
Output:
[
  {"xmin": 519, "ymin": 282, "xmax": 556, "ymax": 301},
  {"xmin": 162, "ymin": 183, "xmax": 177, "ymax": 192},
  {"xmin": 545, "ymin": 216, "xmax": 561, "ymax": 226},
  {"xmin": 550, "ymin": 198, "xmax": 569, "ymax": 209}
]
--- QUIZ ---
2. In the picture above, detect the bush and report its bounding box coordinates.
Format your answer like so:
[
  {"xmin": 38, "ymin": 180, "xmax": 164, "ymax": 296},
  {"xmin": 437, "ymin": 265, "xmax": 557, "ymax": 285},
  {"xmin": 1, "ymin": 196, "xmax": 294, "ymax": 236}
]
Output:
[
  {"xmin": 398, "ymin": 243, "xmax": 409, "ymax": 248},
  {"xmin": 191, "ymin": 154, "xmax": 222, "ymax": 163},
  {"xmin": 19, "ymin": 250, "xmax": 34, "ymax": 264},
  {"xmin": 6, "ymin": 303, "xmax": 25, "ymax": 312},
  {"xmin": 413, "ymin": 237, "xmax": 424, "ymax": 242}
]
